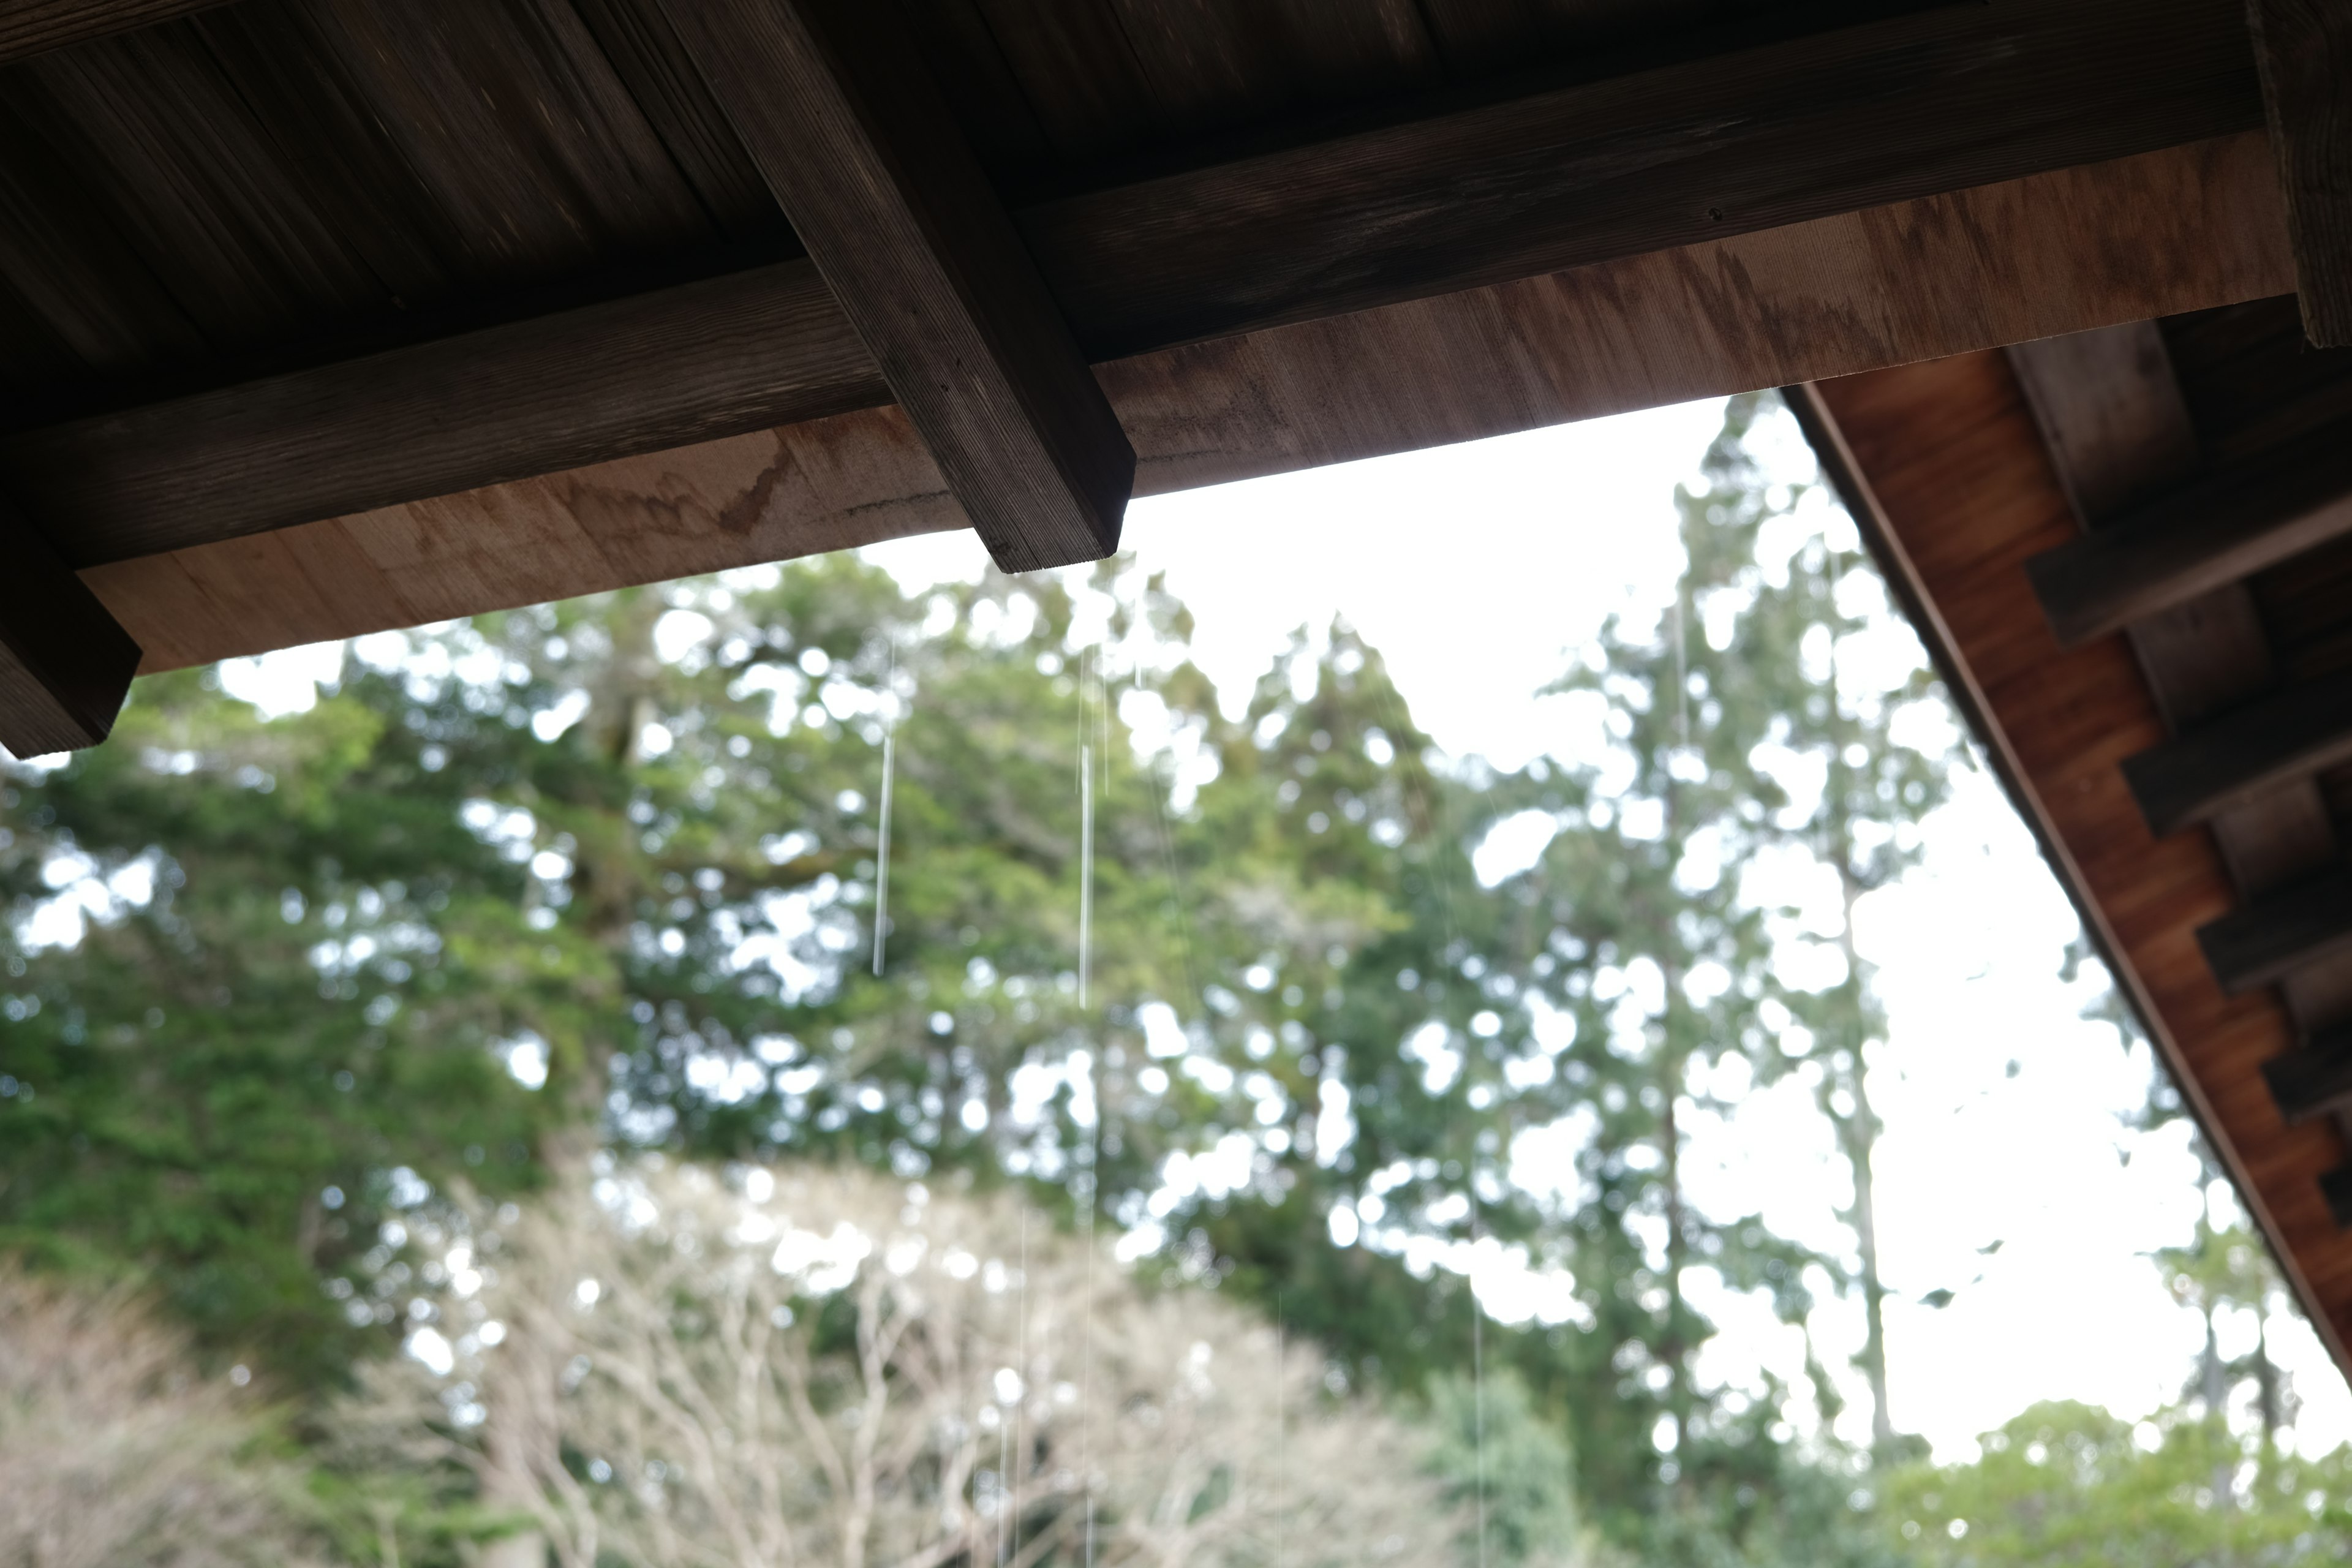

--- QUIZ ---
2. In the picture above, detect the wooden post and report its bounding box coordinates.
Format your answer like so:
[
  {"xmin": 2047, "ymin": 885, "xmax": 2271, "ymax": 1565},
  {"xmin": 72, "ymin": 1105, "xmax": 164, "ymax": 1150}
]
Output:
[
  {"xmin": 658, "ymin": 0, "xmax": 1134, "ymax": 572},
  {"xmin": 2248, "ymin": 0, "xmax": 2352, "ymax": 345},
  {"xmin": 0, "ymin": 499, "xmax": 140, "ymax": 756}
]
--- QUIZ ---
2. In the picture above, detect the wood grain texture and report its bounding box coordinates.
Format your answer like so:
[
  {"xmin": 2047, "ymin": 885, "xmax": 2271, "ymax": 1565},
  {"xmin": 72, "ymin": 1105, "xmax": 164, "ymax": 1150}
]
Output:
[
  {"xmin": 2247, "ymin": 0, "xmax": 2352, "ymax": 345},
  {"xmin": 2026, "ymin": 420, "xmax": 2352, "ymax": 647},
  {"xmin": 6, "ymin": 121, "xmax": 2290, "ymax": 568},
  {"xmin": 0, "ymin": 0, "xmax": 222, "ymax": 63},
  {"xmin": 2011, "ymin": 324, "xmax": 2340, "ymax": 912},
  {"xmin": 657, "ymin": 0, "xmax": 1134, "ymax": 572},
  {"xmin": 1807, "ymin": 348, "xmax": 2352, "ymax": 1387},
  {"xmin": 0, "ymin": 497, "xmax": 138, "ymax": 756},
  {"xmin": 4, "ymin": 260, "xmax": 887, "ymax": 564},
  {"xmin": 2125, "ymin": 679, "xmax": 2352, "ymax": 837},
  {"xmin": 1025, "ymin": 0, "xmax": 2264, "ymax": 357},
  {"xmin": 2011, "ymin": 320, "xmax": 2352, "ymax": 1193},
  {"xmin": 67, "ymin": 132, "xmax": 2295, "ymax": 673}
]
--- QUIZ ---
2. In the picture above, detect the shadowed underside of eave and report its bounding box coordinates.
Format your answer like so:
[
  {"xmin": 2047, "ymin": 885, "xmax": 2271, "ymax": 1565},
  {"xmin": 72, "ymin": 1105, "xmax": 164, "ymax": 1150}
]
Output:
[{"xmin": 78, "ymin": 134, "xmax": 2291, "ymax": 676}]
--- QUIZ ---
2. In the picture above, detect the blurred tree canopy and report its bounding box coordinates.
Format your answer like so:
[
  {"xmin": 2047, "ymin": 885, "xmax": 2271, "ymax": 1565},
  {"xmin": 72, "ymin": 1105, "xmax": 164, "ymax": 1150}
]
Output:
[{"xmin": 6, "ymin": 394, "xmax": 2337, "ymax": 1566}]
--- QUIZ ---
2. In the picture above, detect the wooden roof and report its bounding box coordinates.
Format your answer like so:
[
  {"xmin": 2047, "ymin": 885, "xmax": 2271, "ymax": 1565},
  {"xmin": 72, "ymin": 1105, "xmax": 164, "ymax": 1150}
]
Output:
[
  {"xmin": 1798, "ymin": 296, "xmax": 2352, "ymax": 1379},
  {"xmin": 6, "ymin": 0, "xmax": 2345, "ymax": 752},
  {"xmin": 4, "ymin": 0, "xmax": 2352, "ymax": 1351}
]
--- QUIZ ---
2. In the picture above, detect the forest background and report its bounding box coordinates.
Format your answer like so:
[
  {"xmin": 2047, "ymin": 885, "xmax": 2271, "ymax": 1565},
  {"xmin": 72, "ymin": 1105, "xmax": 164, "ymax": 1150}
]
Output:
[{"xmin": 2, "ymin": 394, "xmax": 2349, "ymax": 1565}]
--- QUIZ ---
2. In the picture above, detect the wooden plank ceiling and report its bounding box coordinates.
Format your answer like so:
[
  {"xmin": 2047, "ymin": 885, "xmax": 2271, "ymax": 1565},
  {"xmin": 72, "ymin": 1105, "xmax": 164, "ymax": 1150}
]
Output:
[
  {"xmin": 1798, "ymin": 295, "xmax": 2352, "ymax": 1376},
  {"xmin": 0, "ymin": 0, "xmax": 2334, "ymax": 754}
]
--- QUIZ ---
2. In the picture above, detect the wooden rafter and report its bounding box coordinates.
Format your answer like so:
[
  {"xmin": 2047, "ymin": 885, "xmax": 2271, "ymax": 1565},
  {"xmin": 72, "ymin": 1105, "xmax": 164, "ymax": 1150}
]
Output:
[
  {"xmin": 3, "ymin": 262, "xmax": 883, "ymax": 566},
  {"xmin": 0, "ymin": 498, "xmax": 140, "ymax": 758},
  {"xmin": 2125, "ymin": 678, "xmax": 2352, "ymax": 839},
  {"xmin": 2198, "ymin": 873, "xmax": 2352, "ymax": 997},
  {"xmin": 2247, "ymin": 0, "xmax": 2352, "ymax": 346},
  {"xmin": 656, "ymin": 0, "xmax": 1133, "ymax": 572},
  {"xmin": 0, "ymin": 0, "xmax": 2266, "ymax": 571},
  {"xmin": 2266, "ymin": 1027, "xmax": 2352, "ymax": 1126},
  {"xmin": 0, "ymin": 0, "xmax": 225, "ymax": 65},
  {"xmin": 2024, "ymin": 421, "xmax": 2352, "ymax": 647}
]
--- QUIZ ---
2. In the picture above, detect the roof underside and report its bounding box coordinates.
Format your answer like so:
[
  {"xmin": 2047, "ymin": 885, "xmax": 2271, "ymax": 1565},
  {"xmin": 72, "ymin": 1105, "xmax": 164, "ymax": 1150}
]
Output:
[
  {"xmin": 1801, "ymin": 296, "xmax": 2352, "ymax": 1381},
  {"xmin": 0, "ymin": 0, "xmax": 2299, "ymax": 682}
]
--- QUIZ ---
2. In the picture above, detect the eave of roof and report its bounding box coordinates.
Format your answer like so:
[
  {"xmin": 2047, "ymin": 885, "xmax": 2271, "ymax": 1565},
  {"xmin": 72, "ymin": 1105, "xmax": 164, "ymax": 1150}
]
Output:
[{"xmin": 1800, "ymin": 345, "xmax": 2352, "ymax": 1383}]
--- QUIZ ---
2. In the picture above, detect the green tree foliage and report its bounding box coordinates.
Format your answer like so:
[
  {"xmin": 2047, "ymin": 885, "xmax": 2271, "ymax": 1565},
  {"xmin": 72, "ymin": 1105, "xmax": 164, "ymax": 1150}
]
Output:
[
  {"xmin": 14, "ymin": 394, "xmax": 2226, "ymax": 1567},
  {"xmin": 1882, "ymin": 1400, "xmax": 2352, "ymax": 1565},
  {"xmin": 1422, "ymin": 1368, "xmax": 1593, "ymax": 1566}
]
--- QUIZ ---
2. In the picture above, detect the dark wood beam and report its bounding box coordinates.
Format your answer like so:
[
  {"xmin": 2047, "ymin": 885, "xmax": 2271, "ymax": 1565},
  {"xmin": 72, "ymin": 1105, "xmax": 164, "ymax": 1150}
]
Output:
[
  {"xmin": 2025, "ymin": 421, "xmax": 2352, "ymax": 647},
  {"xmin": 2321, "ymin": 1163, "xmax": 2352, "ymax": 1229},
  {"xmin": 2264, "ymin": 1024, "xmax": 2352, "ymax": 1125},
  {"xmin": 2, "ymin": 262, "xmax": 887, "ymax": 567},
  {"xmin": 2198, "ymin": 869, "xmax": 2352, "ymax": 995},
  {"xmin": 0, "ymin": 1, "xmax": 228, "ymax": 65},
  {"xmin": 2247, "ymin": 0, "xmax": 2352, "ymax": 347},
  {"xmin": 1028, "ymin": 0, "xmax": 2263, "ymax": 358},
  {"xmin": 2124, "ymin": 676, "xmax": 2352, "ymax": 838},
  {"xmin": 0, "ymin": 0, "xmax": 2261, "ymax": 568},
  {"xmin": 656, "ymin": 0, "xmax": 1133, "ymax": 573},
  {"xmin": 0, "ymin": 497, "xmax": 139, "ymax": 756}
]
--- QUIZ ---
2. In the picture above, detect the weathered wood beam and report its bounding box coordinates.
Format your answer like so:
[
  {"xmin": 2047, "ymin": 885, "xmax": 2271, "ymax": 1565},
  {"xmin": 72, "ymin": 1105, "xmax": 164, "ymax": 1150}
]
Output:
[
  {"xmin": 2, "ymin": 262, "xmax": 886, "ymax": 567},
  {"xmin": 2025, "ymin": 421, "xmax": 2352, "ymax": 646},
  {"xmin": 1028, "ymin": 0, "xmax": 2263, "ymax": 358},
  {"xmin": 2198, "ymin": 869, "xmax": 2352, "ymax": 995},
  {"xmin": 2124, "ymin": 676, "xmax": 2352, "ymax": 838},
  {"xmin": 0, "ymin": 0, "xmax": 225, "ymax": 64},
  {"xmin": 0, "ymin": 496, "xmax": 139, "ymax": 756},
  {"xmin": 657, "ymin": 0, "xmax": 1133, "ymax": 572},
  {"xmin": 2247, "ymin": 0, "xmax": 2352, "ymax": 346},
  {"xmin": 0, "ymin": 0, "xmax": 2264, "ymax": 569}
]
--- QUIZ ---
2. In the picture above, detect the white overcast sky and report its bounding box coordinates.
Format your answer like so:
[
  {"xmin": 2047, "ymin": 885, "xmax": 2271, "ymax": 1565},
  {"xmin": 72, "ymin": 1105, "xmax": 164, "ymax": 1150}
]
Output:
[{"xmin": 215, "ymin": 396, "xmax": 2350, "ymax": 1463}]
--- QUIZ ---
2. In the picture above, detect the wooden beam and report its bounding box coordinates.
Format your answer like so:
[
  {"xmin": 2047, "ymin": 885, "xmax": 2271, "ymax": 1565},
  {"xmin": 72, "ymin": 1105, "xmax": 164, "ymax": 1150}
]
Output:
[
  {"xmin": 77, "ymin": 135, "xmax": 2294, "ymax": 676},
  {"xmin": 2247, "ymin": 0, "xmax": 2352, "ymax": 346},
  {"xmin": 2198, "ymin": 869, "xmax": 2352, "ymax": 995},
  {"xmin": 2, "ymin": 261, "xmax": 886, "ymax": 567},
  {"xmin": 2321, "ymin": 1163, "xmax": 2352, "ymax": 1229},
  {"xmin": 656, "ymin": 0, "xmax": 1133, "ymax": 572},
  {"xmin": 0, "ymin": 0, "xmax": 2267, "ymax": 568},
  {"xmin": 2265, "ymin": 1025, "xmax": 2352, "ymax": 1125},
  {"xmin": 2124, "ymin": 676, "xmax": 2352, "ymax": 838},
  {"xmin": 2024, "ymin": 420, "xmax": 2352, "ymax": 646},
  {"xmin": 1027, "ymin": 0, "xmax": 2264, "ymax": 358},
  {"xmin": 0, "ymin": 497, "xmax": 139, "ymax": 756},
  {"xmin": 0, "ymin": 0, "xmax": 226, "ymax": 65}
]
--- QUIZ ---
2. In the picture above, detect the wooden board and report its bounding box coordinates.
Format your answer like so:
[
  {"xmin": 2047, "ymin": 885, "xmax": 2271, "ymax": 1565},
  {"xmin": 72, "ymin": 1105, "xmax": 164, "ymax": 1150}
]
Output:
[
  {"xmin": 1809, "ymin": 348, "xmax": 2352, "ymax": 1382},
  {"xmin": 1026, "ymin": 0, "xmax": 2263, "ymax": 357},
  {"xmin": 9, "ymin": 261, "xmax": 886, "ymax": 564},
  {"xmin": 0, "ymin": 0, "xmax": 224, "ymax": 64},
  {"xmin": 2247, "ymin": 0, "xmax": 2352, "ymax": 345},
  {"xmin": 75, "ymin": 132, "xmax": 2294, "ymax": 673}
]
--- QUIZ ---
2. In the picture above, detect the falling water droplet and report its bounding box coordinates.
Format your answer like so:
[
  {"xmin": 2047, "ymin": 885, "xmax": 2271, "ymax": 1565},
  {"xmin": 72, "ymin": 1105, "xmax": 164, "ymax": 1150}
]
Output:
[{"xmin": 873, "ymin": 732, "xmax": 894, "ymax": 978}]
